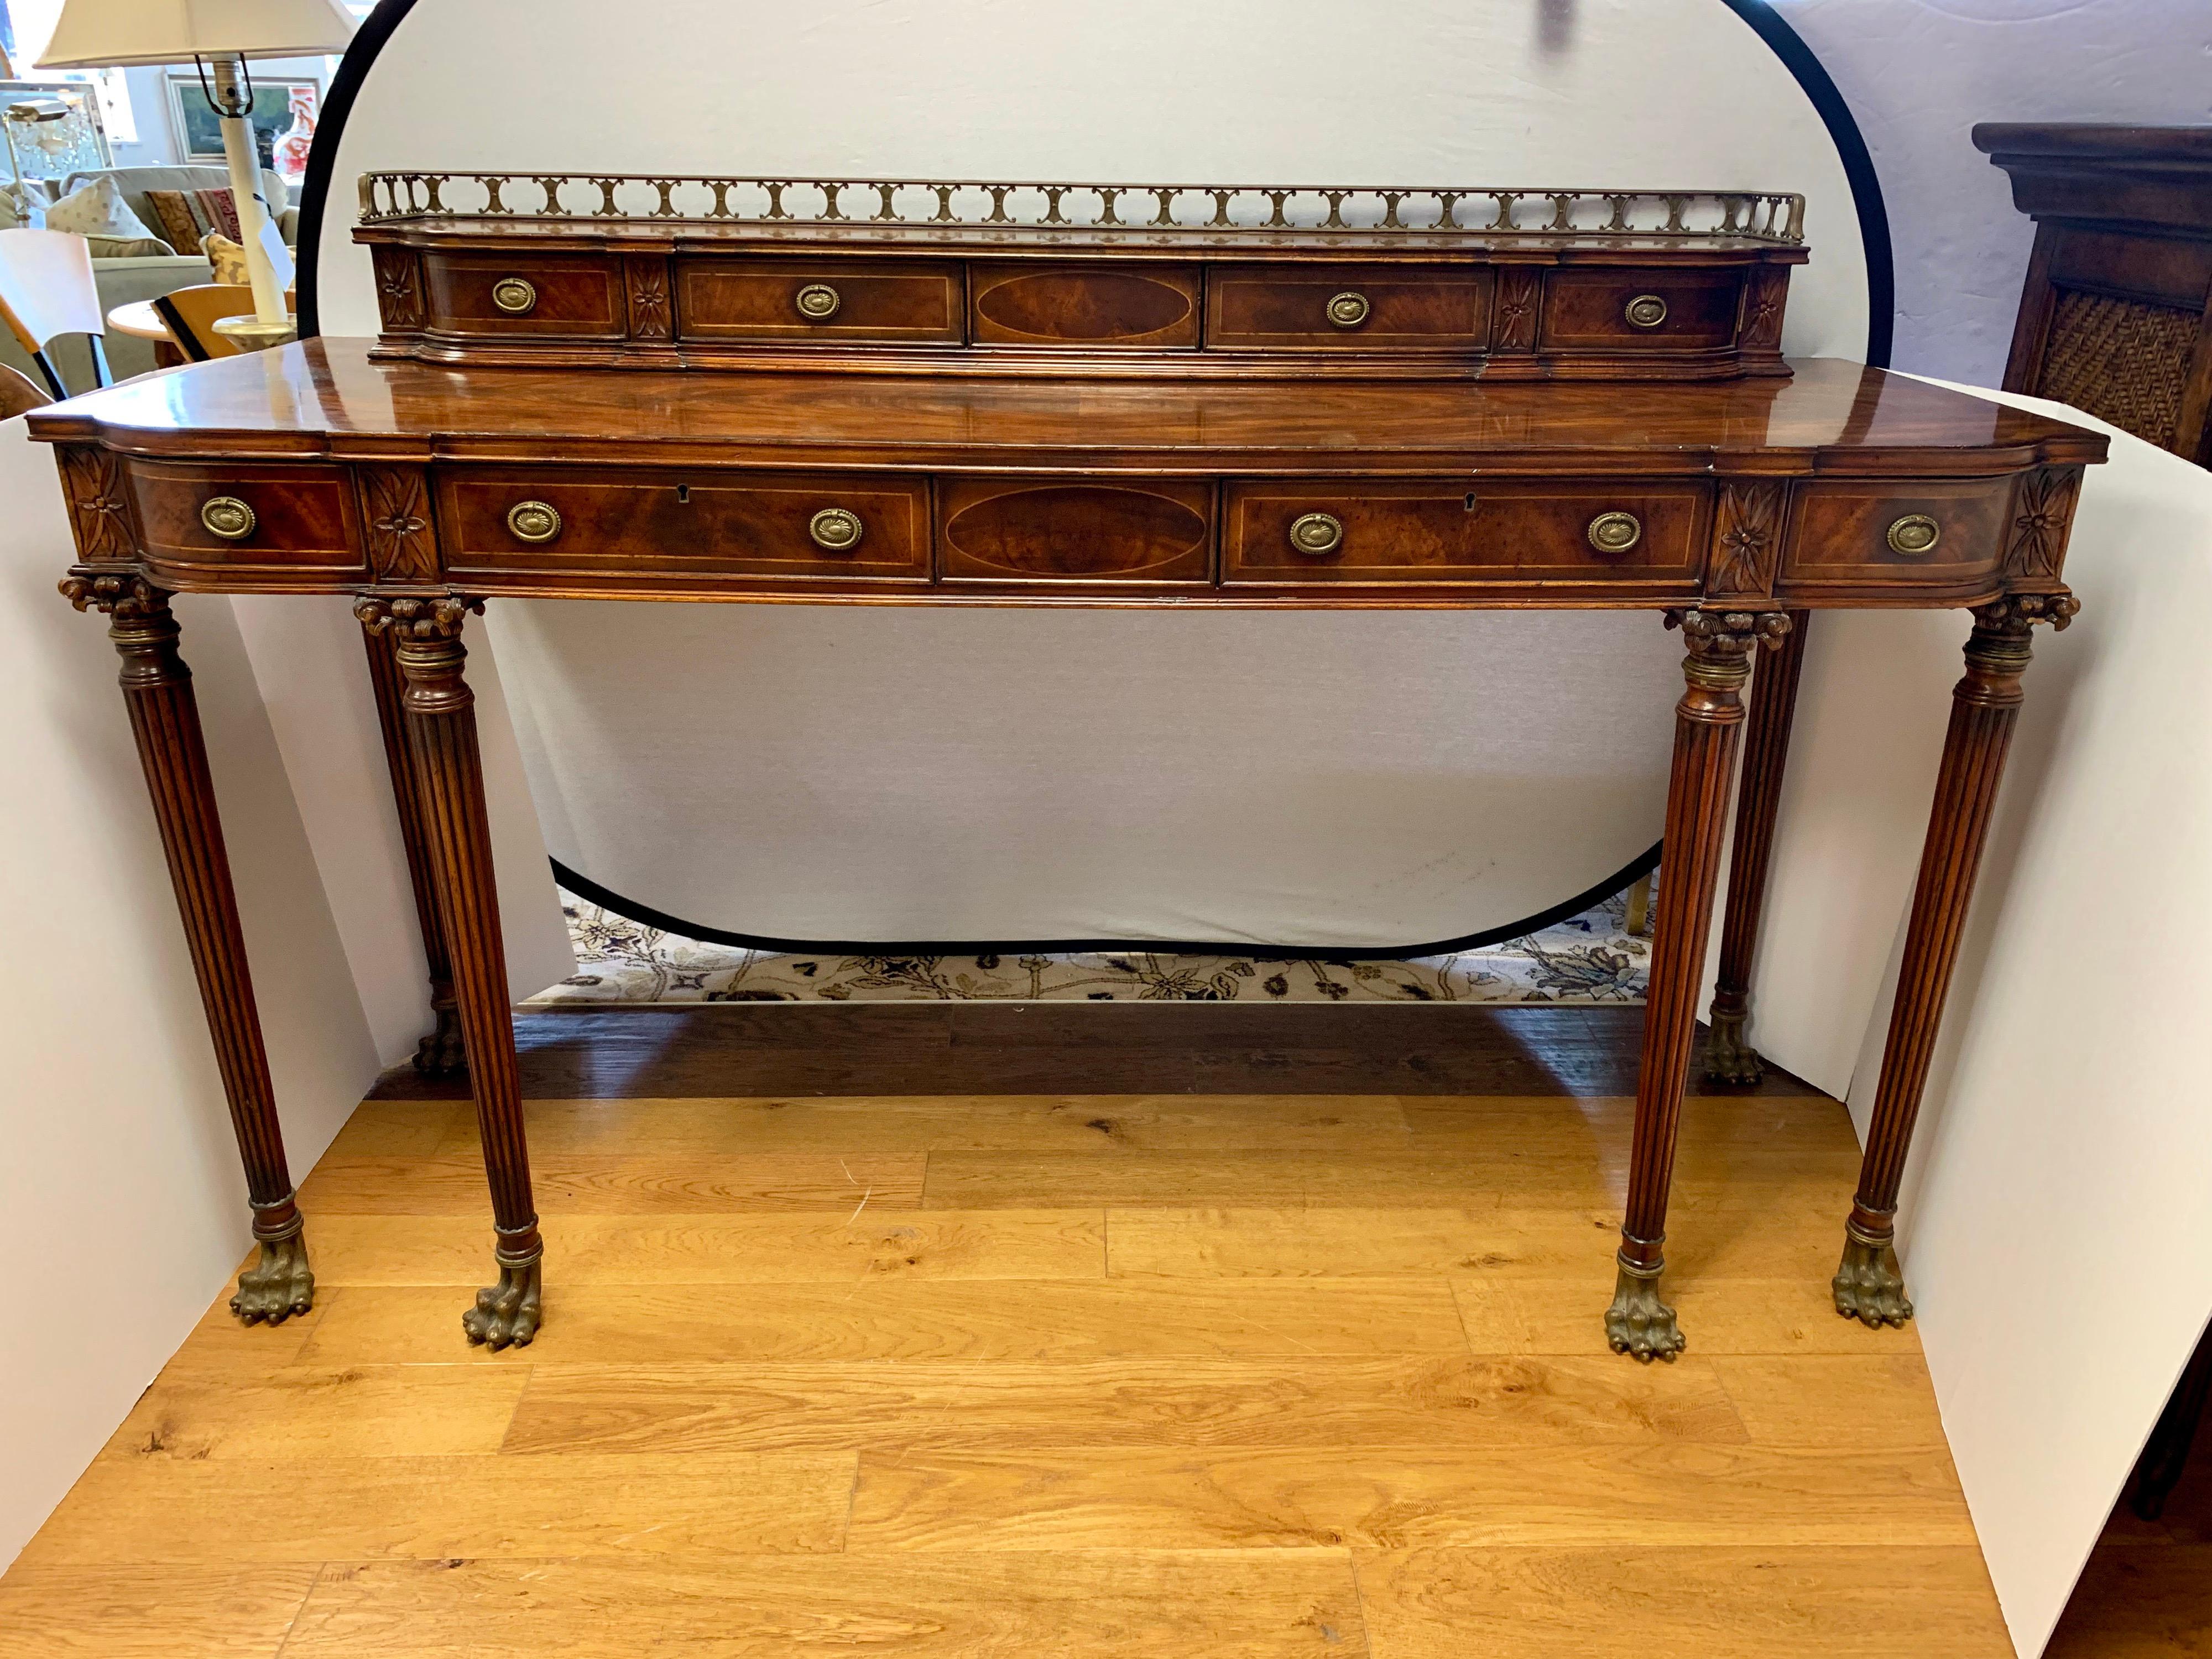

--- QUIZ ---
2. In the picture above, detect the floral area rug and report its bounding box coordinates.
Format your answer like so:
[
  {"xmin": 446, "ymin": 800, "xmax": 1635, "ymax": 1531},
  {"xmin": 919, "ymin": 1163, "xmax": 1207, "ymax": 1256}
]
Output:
[{"xmin": 533, "ymin": 881, "xmax": 1654, "ymax": 1005}]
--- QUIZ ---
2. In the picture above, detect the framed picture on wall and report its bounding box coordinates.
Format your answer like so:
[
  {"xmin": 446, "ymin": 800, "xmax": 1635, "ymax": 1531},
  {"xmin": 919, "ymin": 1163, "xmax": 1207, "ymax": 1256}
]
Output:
[
  {"xmin": 165, "ymin": 74, "xmax": 319, "ymax": 180},
  {"xmin": 0, "ymin": 79, "xmax": 112, "ymax": 182}
]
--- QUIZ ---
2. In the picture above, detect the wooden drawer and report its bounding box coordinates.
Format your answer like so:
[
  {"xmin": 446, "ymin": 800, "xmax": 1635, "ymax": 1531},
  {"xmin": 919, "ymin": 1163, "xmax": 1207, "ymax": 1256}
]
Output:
[
  {"xmin": 940, "ymin": 478, "xmax": 1212, "ymax": 583},
  {"xmin": 420, "ymin": 253, "xmax": 626, "ymax": 339},
  {"xmin": 1223, "ymin": 479, "xmax": 1708, "ymax": 585},
  {"xmin": 438, "ymin": 468, "xmax": 930, "ymax": 582},
  {"xmin": 125, "ymin": 460, "xmax": 366, "ymax": 577},
  {"xmin": 1207, "ymin": 264, "xmax": 1491, "ymax": 349},
  {"xmin": 1541, "ymin": 270, "xmax": 1743, "ymax": 351},
  {"xmin": 1781, "ymin": 479, "xmax": 2012, "ymax": 597},
  {"xmin": 970, "ymin": 264, "xmax": 1201, "ymax": 347},
  {"xmin": 678, "ymin": 257, "xmax": 963, "ymax": 343}
]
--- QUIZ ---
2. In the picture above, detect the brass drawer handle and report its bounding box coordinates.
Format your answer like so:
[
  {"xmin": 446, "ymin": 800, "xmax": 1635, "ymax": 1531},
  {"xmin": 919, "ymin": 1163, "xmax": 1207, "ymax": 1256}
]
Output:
[
  {"xmin": 796, "ymin": 283, "xmax": 842, "ymax": 322},
  {"xmin": 200, "ymin": 496, "xmax": 254, "ymax": 540},
  {"xmin": 808, "ymin": 506, "xmax": 864, "ymax": 551},
  {"xmin": 1326, "ymin": 291, "xmax": 1370, "ymax": 329},
  {"xmin": 1887, "ymin": 514, "xmax": 1941, "ymax": 556},
  {"xmin": 1624, "ymin": 293, "xmax": 1668, "ymax": 329},
  {"xmin": 506, "ymin": 500, "xmax": 562, "ymax": 543},
  {"xmin": 1288, "ymin": 512, "xmax": 1344, "ymax": 555},
  {"xmin": 491, "ymin": 276, "xmax": 539, "ymax": 315},
  {"xmin": 1587, "ymin": 510, "xmax": 1642, "ymax": 553}
]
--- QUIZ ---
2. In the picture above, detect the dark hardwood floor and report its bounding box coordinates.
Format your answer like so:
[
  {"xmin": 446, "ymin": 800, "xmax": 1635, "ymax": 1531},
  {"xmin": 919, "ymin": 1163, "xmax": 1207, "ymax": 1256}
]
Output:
[{"xmin": 369, "ymin": 1003, "xmax": 1820, "ymax": 1100}]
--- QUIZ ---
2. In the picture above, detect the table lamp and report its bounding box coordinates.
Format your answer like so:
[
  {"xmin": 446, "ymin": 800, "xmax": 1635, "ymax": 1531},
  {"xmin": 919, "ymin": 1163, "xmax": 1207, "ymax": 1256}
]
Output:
[{"xmin": 36, "ymin": 0, "xmax": 354, "ymax": 344}]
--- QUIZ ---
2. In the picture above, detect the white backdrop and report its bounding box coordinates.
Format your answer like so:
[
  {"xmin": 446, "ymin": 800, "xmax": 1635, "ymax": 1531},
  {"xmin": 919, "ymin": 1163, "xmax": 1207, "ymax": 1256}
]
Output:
[{"xmin": 313, "ymin": 0, "xmax": 1869, "ymax": 946}]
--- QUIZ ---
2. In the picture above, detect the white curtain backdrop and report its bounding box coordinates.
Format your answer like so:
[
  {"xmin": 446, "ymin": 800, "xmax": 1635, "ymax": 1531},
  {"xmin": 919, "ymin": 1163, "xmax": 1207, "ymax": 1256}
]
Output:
[{"xmin": 312, "ymin": 0, "xmax": 1869, "ymax": 946}]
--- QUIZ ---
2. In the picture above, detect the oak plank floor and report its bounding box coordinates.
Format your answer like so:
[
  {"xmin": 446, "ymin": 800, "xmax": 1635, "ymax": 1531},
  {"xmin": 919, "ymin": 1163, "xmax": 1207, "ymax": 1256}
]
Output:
[{"xmin": 2, "ymin": 1009, "xmax": 2037, "ymax": 1658}]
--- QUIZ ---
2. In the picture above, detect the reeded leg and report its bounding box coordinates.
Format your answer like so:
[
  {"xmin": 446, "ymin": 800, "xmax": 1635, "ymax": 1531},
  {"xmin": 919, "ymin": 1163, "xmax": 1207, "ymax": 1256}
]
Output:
[
  {"xmin": 61, "ymin": 573, "xmax": 312, "ymax": 1323},
  {"xmin": 1836, "ymin": 593, "xmax": 2078, "ymax": 1327},
  {"xmin": 1704, "ymin": 608, "xmax": 1810, "ymax": 1085},
  {"xmin": 361, "ymin": 620, "xmax": 465, "ymax": 1076},
  {"xmin": 358, "ymin": 595, "xmax": 541, "ymax": 1348},
  {"xmin": 1610, "ymin": 609, "xmax": 1791, "ymax": 1359}
]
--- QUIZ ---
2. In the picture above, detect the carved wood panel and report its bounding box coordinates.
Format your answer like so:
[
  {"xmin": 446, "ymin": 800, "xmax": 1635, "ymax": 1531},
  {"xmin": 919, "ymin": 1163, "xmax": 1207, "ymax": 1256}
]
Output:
[
  {"xmin": 359, "ymin": 466, "xmax": 440, "ymax": 583},
  {"xmin": 1740, "ymin": 265, "xmax": 1789, "ymax": 353},
  {"xmin": 57, "ymin": 443, "xmax": 136, "ymax": 561},
  {"xmin": 2004, "ymin": 466, "xmax": 2083, "ymax": 583},
  {"xmin": 625, "ymin": 256, "xmax": 672, "ymax": 343},
  {"xmin": 1493, "ymin": 268, "xmax": 1541, "ymax": 352},
  {"xmin": 372, "ymin": 244, "xmax": 424, "ymax": 331},
  {"xmin": 1708, "ymin": 481, "xmax": 1786, "ymax": 598}
]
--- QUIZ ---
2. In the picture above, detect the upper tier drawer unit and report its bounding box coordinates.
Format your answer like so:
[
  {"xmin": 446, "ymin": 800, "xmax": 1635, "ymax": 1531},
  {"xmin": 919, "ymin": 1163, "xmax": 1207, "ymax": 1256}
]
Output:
[{"xmin": 357, "ymin": 176, "xmax": 1804, "ymax": 379}]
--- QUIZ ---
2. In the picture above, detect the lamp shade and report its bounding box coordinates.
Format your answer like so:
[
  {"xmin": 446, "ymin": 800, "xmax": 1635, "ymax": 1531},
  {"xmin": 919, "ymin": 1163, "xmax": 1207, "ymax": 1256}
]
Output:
[{"xmin": 35, "ymin": 0, "xmax": 355, "ymax": 69}]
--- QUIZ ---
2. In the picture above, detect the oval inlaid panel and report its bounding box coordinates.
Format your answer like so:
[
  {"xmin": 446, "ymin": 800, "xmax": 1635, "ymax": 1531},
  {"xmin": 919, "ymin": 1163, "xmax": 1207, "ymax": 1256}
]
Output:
[
  {"xmin": 972, "ymin": 269, "xmax": 1197, "ymax": 345},
  {"xmin": 942, "ymin": 483, "xmax": 1211, "ymax": 579}
]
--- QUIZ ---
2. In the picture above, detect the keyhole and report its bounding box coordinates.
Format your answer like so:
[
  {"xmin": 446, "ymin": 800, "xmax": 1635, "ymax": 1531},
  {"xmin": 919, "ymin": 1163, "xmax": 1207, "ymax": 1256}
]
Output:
[
  {"xmin": 1464, "ymin": 493, "xmax": 1479, "ymax": 512},
  {"xmin": 676, "ymin": 484, "xmax": 691, "ymax": 504}
]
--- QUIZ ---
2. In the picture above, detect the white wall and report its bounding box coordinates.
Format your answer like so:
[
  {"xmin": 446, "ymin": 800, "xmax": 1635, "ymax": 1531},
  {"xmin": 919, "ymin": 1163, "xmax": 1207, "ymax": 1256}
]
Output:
[
  {"xmin": 1748, "ymin": 393, "xmax": 2212, "ymax": 1657},
  {"xmin": 0, "ymin": 420, "xmax": 382, "ymax": 1568},
  {"xmin": 1781, "ymin": 0, "xmax": 2212, "ymax": 384}
]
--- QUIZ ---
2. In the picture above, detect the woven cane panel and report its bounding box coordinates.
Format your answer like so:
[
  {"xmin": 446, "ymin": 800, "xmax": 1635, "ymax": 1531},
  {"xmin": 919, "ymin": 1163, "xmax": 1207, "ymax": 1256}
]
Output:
[{"xmin": 2039, "ymin": 286, "xmax": 2198, "ymax": 451}]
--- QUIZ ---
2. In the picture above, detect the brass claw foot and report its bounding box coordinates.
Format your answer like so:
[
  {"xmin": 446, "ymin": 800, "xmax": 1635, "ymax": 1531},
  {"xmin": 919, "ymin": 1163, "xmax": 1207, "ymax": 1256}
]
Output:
[
  {"xmin": 1605, "ymin": 1256, "xmax": 1684, "ymax": 1362},
  {"xmin": 1833, "ymin": 1222, "xmax": 1914, "ymax": 1327},
  {"xmin": 230, "ymin": 1228, "xmax": 314, "ymax": 1324},
  {"xmin": 411, "ymin": 1005, "xmax": 466, "ymax": 1077},
  {"xmin": 463, "ymin": 1253, "xmax": 542, "ymax": 1349},
  {"xmin": 1703, "ymin": 1007, "xmax": 1764, "ymax": 1086}
]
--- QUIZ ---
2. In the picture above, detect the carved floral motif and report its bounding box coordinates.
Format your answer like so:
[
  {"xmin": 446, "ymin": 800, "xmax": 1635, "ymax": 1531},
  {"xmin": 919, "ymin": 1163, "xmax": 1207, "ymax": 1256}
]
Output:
[
  {"xmin": 1740, "ymin": 266, "xmax": 1788, "ymax": 352},
  {"xmin": 1494, "ymin": 268, "xmax": 1541, "ymax": 351},
  {"xmin": 359, "ymin": 468, "xmax": 439, "ymax": 582},
  {"xmin": 373, "ymin": 245, "xmax": 424, "ymax": 330},
  {"xmin": 58, "ymin": 445, "xmax": 134, "ymax": 561},
  {"xmin": 627, "ymin": 259, "xmax": 672, "ymax": 342},
  {"xmin": 2004, "ymin": 467, "xmax": 2081, "ymax": 582},
  {"xmin": 1708, "ymin": 482, "xmax": 1785, "ymax": 596}
]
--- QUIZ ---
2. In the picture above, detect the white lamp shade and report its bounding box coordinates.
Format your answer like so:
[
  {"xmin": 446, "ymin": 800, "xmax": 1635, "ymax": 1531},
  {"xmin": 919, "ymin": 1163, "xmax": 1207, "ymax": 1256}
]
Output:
[{"xmin": 35, "ymin": 0, "xmax": 355, "ymax": 69}]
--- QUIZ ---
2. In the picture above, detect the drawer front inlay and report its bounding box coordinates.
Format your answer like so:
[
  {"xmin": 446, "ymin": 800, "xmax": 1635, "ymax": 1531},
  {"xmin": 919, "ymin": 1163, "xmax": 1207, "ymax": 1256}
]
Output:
[
  {"xmin": 969, "ymin": 266, "xmax": 1201, "ymax": 347},
  {"xmin": 679, "ymin": 258, "xmax": 963, "ymax": 343},
  {"xmin": 1541, "ymin": 270, "xmax": 1742, "ymax": 351},
  {"xmin": 1208, "ymin": 264, "xmax": 1492, "ymax": 348},
  {"xmin": 940, "ymin": 479, "xmax": 1212, "ymax": 582},
  {"xmin": 126, "ymin": 461, "xmax": 366, "ymax": 576},
  {"xmin": 1781, "ymin": 479, "xmax": 2012, "ymax": 597},
  {"xmin": 1224, "ymin": 480, "xmax": 1709, "ymax": 586},
  {"xmin": 440, "ymin": 468, "xmax": 929, "ymax": 582},
  {"xmin": 421, "ymin": 254, "xmax": 625, "ymax": 338}
]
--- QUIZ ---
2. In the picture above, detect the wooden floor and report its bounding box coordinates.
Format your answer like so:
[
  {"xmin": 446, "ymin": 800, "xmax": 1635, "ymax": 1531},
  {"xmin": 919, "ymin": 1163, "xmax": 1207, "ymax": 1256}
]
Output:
[{"xmin": 0, "ymin": 1006, "xmax": 2093, "ymax": 1657}]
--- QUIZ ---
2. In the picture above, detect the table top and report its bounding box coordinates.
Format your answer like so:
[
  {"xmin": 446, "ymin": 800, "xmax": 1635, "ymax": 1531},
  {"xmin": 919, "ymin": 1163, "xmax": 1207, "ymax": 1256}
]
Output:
[
  {"xmin": 28, "ymin": 338, "xmax": 2106, "ymax": 478},
  {"xmin": 103, "ymin": 300, "xmax": 171, "ymax": 343}
]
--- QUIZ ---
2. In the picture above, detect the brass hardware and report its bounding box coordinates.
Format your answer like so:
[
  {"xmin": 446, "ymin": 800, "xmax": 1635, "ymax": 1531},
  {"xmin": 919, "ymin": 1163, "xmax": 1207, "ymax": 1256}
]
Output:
[
  {"xmin": 808, "ymin": 507, "xmax": 864, "ymax": 551},
  {"xmin": 1587, "ymin": 510, "xmax": 1642, "ymax": 553},
  {"xmin": 359, "ymin": 172, "xmax": 1807, "ymax": 246},
  {"xmin": 199, "ymin": 497, "xmax": 255, "ymax": 540},
  {"xmin": 491, "ymin": 276, "xmax": 538, "ymax": 315},
  {"xmin": 1624, "ymin": 293, "xmax": 1668, "ymax": 328},
  {"xmin": 795, "ymin": 283, "xmax": 842, "ymax": 321},
  {"xmin": 1288, "ymin": 512, "xmax": 1344, "ymax": 555},
  {"xmin": 1886, "ymin": 513, "xmax": 1941, "ymax": 556},
  {"xmin": 1326, "ymin": 291, "xmax": 1370, "ymax": 328},
  {"xmin": 505, "ymin": 500, "xmax": 562, "ymax": 543}
]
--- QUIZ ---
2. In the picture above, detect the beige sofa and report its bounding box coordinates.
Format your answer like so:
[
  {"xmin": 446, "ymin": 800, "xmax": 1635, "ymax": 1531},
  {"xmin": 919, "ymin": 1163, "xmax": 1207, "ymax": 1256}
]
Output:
[{"xmin": 1, "ymin": 165, "xmax": 298, "ymax": 391}]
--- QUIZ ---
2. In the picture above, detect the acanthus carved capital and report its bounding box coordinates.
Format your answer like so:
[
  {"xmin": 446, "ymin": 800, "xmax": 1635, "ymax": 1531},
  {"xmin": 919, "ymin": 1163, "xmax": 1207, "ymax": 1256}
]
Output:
[
  {"xmin": 59, "ymin": 571, "xmax": 165, "ymax": 619},
  {"xmin": 1665, "ymin": 606, "xmax": 1793, "ymax": 657},
  {"xmin": 354, "ymin": 593, "xmax": 483, "ymax": 640},
  {"xmin": 1973, "ymin": 591, "xmax": 2080, "ymax": 636}
]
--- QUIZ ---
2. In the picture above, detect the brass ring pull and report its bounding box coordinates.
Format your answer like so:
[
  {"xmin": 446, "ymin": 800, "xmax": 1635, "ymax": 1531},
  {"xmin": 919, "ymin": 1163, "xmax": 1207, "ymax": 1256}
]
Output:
[
  {"xmin": 506, "ymin": 500, "xmax": 562, "ymax": 544},
  {"xmin": 1624, "ymin": 293, "xmax": 1668, "ymax": 329},
  {"xmin": 808, "ymin": 507, "xmax": 864, "ymax": 551},
  {"xmin": 1587, "ymin": 510, "xmax": 1642, "ymax": 553},
  {"xmin": 1326, "ymin": 291, "xmax": 1370, "ymax": 329},
  {"xmin": 1288, "ymin": 512, "xmax": 1344, "ymax": 555},
  {"xmin": 491, "ymin": 276, "xmax": 539, "ymax": 315},
  {"xmin": 200, "ymin": 496, "xmax": 254, "ymax": 540},
  {"xmin": 796, "ymin": 283, "xmax": 842, "ymax": 322},
  {"xmin": 1886, "ymin": 514, "xmax": 1940, "ymax": 556}
]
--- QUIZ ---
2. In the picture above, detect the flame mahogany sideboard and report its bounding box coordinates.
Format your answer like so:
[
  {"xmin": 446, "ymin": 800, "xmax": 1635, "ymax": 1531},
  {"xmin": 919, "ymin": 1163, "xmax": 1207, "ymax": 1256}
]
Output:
[{"xmin": 29, "ymin": 175, "xmax": 2105, "ymax": 1358}]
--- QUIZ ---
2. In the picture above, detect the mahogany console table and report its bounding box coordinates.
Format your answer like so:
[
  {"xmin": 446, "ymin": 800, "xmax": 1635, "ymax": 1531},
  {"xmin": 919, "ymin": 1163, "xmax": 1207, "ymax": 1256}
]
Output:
[{"xmin": 30, "ymin": 175, "xmax": 2105, "ymax": 1358}]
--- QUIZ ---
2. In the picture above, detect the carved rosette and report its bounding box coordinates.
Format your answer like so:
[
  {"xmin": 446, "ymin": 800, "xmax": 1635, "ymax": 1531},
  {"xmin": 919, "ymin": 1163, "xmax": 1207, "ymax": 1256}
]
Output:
[
  {"xmin": 56, "ymin": 445, "xmax": 135, "ymax": 561},
  {"xmin": 1739, "ymin": 265, "xmax": 1788, "ymax": 352},
  {"xmin": 2004, "ymin": 467, "xmax": 2083, "ymax": 583},
  {"xmin": 359, "ymin": 468, "xmax": 440, "ymax": 582},
  {"xmin": 354, "ymin": 593, "xmax": 481, "ymax": 640},
  {"xmin": 1493, "ymin": 268, "xmax": 1541, "ymax": 352},
  {"xmin": 626, "ymin": 257, "xmax": 672, "ymax": 342},
  {"xmin": 1707, "ymin": 482, "xmax": 1786, "ymax": 599},
  {"xmin": 60, "ymin": 570, "xmax": 165, "ymax": 618},
  {"xmin": 372, "ymin": 244, "xmax": 425, "ymax": 330}
]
